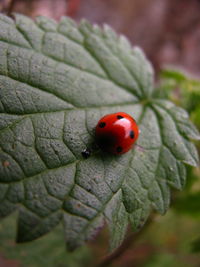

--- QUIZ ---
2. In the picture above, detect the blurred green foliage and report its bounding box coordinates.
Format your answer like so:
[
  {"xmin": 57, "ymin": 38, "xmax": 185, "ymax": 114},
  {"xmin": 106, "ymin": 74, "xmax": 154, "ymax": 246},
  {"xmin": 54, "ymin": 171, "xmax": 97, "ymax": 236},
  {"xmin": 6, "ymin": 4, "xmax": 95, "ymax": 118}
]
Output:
[
  {"xmin": 158, "ymin": 68, "xmax": 200, "ymax": 130},
  {"xmin": 191, "ymin": 237, "xmax": 200, "ymax": 253},
  {"xmin": 141, "ymin": 210, "xmax": 200, "ymax": 267},
  {"xmin": 0, "ymin": 213, "xmax": 92, "ymax": 267}
]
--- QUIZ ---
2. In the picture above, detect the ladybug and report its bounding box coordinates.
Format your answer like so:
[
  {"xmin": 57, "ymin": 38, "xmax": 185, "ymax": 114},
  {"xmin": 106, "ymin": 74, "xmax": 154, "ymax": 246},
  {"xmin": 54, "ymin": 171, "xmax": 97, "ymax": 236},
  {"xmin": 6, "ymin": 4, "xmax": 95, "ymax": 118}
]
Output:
[{"xmin": 95, "ymin": 112, "xmax": 139, "ymax": 155}]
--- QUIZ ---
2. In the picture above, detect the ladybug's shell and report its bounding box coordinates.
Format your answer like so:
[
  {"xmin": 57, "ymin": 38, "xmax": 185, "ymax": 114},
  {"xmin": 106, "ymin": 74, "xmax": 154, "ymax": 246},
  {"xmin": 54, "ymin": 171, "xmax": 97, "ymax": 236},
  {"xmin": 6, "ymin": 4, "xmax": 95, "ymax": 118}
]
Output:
[{"xmin": 95, "ymin": 112, "xmax": 139, "ymax": 155}]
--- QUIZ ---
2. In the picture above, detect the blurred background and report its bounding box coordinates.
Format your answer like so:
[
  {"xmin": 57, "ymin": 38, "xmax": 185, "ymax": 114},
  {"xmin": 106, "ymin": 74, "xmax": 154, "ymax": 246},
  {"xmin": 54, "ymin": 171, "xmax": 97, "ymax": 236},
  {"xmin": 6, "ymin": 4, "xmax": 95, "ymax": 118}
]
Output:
[{"xmin": 0, "ymin": 0, "xmax": 200, "ymax": 266}]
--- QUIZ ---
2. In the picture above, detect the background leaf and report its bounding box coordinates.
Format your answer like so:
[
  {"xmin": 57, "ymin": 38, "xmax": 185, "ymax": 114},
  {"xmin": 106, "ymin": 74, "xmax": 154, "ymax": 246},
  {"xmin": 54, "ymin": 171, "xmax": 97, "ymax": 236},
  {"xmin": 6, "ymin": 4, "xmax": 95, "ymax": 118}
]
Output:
[
  {"xmin": 0, "ymin": 14, "xmax": 199, "ymax": 251},
  {"xmin": 0, "ymin": 213, "xmax": 92, "ymax": 267}
]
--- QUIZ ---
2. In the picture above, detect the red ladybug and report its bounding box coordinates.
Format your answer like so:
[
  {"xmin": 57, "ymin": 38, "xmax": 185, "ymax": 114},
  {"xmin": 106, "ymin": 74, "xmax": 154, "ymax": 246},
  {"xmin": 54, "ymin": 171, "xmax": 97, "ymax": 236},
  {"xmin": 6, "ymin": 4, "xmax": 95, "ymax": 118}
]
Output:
[{"xmin": 95, "ymin": 112, "xmax": 139, "ymax": 155}]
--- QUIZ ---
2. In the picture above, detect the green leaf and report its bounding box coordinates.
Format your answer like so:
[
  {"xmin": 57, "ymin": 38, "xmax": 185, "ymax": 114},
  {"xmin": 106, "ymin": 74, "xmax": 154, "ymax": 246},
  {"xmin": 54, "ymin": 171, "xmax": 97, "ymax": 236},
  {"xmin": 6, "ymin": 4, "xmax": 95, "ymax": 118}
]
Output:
[
  {"xmin": 161, "ymin": 68, "xmax": 188, "ymax": 82},
  {"xmin": 0, "ymin": 14, "xmax": 199, "ymax": 251}
]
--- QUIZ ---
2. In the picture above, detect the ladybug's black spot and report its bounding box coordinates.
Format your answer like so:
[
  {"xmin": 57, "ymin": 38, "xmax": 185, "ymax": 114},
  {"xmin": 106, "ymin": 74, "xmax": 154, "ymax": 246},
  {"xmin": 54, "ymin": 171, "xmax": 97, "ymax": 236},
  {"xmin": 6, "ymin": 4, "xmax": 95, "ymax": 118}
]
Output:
[
  {"xmin": 116, "ymin": 146, "xmax": 123, "ymax": 153},
  {"xmin": 96, "ymin": 134, "xmax": 115, "ymax": 151},
  {"xmin": 117, "ymin": 115, "xmax": 124, "ymax": 119},
  {"xmin": 99, "ymin": 122, "xmax": 106, "ymax": 128},
  {"xmin": 130, "ymin": 130, "xmax": 135, "ymax": 139}
]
